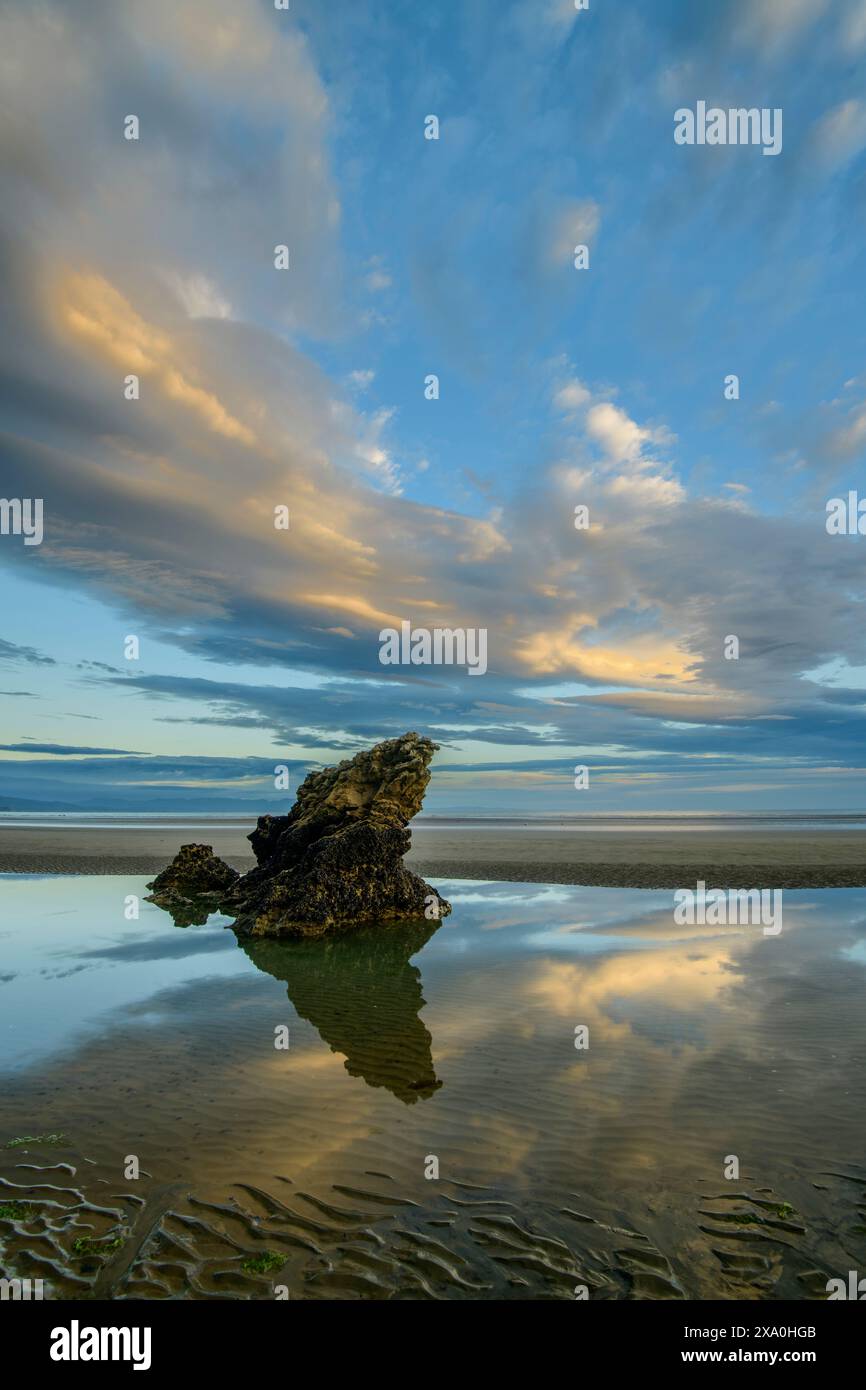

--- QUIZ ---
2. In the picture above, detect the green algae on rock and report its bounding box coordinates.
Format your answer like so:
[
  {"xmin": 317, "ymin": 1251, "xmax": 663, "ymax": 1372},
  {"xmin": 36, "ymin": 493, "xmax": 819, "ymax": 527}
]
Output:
[
  {"xmin": 146, "ymin": 732, "xmax": 451, "ymax": 938},
  {"xmin": 145, "ymin": 843, "xmax": 239, "ymax": 924},
  {"xmin": 4, "ymin": 1131, "xmax": 67, "ymax": 1149},
  {"xmin": 242, "ymin": 1251, "xmax": 285, "ymax": 1275}
]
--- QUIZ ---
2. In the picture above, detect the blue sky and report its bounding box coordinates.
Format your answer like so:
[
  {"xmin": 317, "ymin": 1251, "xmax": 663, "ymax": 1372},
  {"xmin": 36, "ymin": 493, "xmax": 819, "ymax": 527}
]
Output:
[{"xmin": 2, "ymin": 0, "xmax": 866, "ymax": 813}]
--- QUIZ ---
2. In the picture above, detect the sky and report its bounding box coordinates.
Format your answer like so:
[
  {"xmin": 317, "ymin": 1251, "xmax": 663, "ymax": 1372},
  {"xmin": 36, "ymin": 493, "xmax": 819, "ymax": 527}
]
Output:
[{"xmin": 1, "ymin": 0, "xmax": 866, "ymax": 815}]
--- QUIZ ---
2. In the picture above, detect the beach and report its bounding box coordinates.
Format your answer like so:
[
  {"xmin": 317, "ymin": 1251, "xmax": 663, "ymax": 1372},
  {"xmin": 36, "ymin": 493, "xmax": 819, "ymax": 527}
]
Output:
[
  {"xmin": 4, "ymin": 825, "xmax": 866, "ymax": 1303},
  {"xmin": 1, "ymin": 821, "xmax": 864, "ymax": 888},
  {"xmin": 3, "ymin": 872, "xmax": 866, "ymax": 1302}
]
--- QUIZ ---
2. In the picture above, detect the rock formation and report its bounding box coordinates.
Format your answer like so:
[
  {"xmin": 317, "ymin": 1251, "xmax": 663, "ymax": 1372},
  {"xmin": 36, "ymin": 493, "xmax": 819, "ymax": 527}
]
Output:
[
  {"xmin": 145, "ymin": 843, "xmax": 239, "ymax": 926},
  {"xmin": 146, "ymin": 732, "xmax": 451, "ymax": 938}
]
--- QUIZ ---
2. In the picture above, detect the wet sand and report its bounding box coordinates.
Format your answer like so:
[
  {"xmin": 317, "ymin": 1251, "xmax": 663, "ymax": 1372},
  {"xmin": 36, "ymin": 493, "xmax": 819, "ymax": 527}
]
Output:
[
  {"xmin": 3, "ymin": 875, "xmax": 866, "ymax": 1300},
  {"xmin": 0, "ymin": 823, "xmax": 864, "ymax": 887}
]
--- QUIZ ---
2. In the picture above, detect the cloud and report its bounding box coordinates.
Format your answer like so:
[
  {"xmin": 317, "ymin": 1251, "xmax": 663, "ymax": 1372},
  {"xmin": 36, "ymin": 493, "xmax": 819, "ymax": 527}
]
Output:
[
  {"xmin": 0, "ymin": 742, "xmax": 146, "ymax": 755},
  {"xmin": 825, "ymin": 396, "xmax": 866, "ymax": 457},
  {"xmin": 841, "ymin": 0, "xmax": 866, "ymax": 52},
  {"xmin": 353, "ymin": 406, "xmax": 403, "ymax": 494},
  {"xmin": 2, "ymin": 0, "xmax": 866, "ymax": 813},
  {"xmin": 164, "ymin": 272, "xmax": 233, "ymax": 321},
  {"xmin": 0, "ymin": 0, "xmax": 343, "ymax": 337},
  {"xmin": 0, "ymin": 637, "xmax": 56, "ymax": 666},
  {"xmin": 547, "ymin": 199, "xmax": 601, "ymax": 268},
  {"xmin": 58, "ymin": 271, "xmax": 257, "ymax": 445},
  {"xmin": 364, "ymin": 268, "xmax": 392, "ymax": 293},
  {"xmin": 553, "ymin": 379, "xmax": 592, "ymax": 414},
  {"xmin": 606, "ymin": 472, "xmax": 685, "ymax": 507},
  {"xmin": 809, "ymin": 98, "xmax": 866, "ymax": 171},
  {"xmin": 516, "ymin": 627, "xmax": 694, "ymax": 685},
  {"xmin": 585, "ymin": 402, "xmax": 672, "ymax": 470},
  {"xmin": 732, "ymin": 0, "xmax": 830, "ymax": 53},
  {"xmin": 550, "ymin": 380, "xmax": 678, "ymax": 487},
  {"xmin": 544, "ymin": 0, "xmax": 584, "ymax": 34}
]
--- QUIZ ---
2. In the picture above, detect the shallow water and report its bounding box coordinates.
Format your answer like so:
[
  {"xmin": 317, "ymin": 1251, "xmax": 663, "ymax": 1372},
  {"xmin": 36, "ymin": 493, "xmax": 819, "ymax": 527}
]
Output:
[{"xmin": 1, "ymin": 874, "xmax": 865, "ymax": 1300}]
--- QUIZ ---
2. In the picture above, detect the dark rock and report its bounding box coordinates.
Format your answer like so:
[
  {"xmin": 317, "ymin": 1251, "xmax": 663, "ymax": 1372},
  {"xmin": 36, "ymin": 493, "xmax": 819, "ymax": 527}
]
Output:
[
  {"xmin": 226, "ymin": 732, "xmax": 451, "ymax": 937},
  {"xmin": 145, "ymin": 842, "xmax": 239, "ymax": 924},
  {"xmin": 146, "ymin": 733, "xmax": 451, "ymax": 938}
]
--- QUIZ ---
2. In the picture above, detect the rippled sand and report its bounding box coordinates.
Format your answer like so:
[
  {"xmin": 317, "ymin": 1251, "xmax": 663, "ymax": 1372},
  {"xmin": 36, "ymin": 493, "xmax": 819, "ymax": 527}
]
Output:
[{"xmin": 1, "ymin": 876, "xmax": 865, "ymax": 1299}]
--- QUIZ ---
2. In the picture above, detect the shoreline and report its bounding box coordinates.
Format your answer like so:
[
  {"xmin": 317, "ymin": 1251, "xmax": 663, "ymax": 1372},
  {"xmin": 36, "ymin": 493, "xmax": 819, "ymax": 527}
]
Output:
[{"xmin": 0, "ymin": 824, "xmax": 864, "ymax": 888}]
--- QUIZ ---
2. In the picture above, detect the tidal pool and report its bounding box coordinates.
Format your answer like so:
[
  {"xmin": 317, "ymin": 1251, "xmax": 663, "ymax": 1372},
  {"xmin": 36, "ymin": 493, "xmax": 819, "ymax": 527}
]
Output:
[{"xmin": 1, "ymin": 874, "xmax": 865, "ymax": 1300}]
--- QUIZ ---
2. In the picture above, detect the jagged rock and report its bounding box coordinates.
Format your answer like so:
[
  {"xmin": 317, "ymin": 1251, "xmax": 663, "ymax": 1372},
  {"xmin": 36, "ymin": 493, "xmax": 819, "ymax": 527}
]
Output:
[
  {"xmin": 146, "ymin": 734, "xmax": 451, "ymax": 939},
  {"xmin": 225, "ymin": 732, "xmax": 451, "ymax": 938},
  {"xmin": 145, "ymin": 842, "xmax": 239, "ymax": 925}
]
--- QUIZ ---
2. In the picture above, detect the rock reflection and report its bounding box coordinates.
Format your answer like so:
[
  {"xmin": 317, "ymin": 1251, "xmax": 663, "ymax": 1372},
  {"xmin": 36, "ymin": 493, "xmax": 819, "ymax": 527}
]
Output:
[{"xmin": 237, "ymin": 918, "xmax": 442, "ymax": 1104}]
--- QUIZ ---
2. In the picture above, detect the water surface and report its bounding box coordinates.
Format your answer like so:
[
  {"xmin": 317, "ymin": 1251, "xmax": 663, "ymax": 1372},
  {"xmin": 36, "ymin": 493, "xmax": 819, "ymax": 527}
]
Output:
[{"xmin": 1, "ymin": 875, "xmax": 865, "ymax": 1300}]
